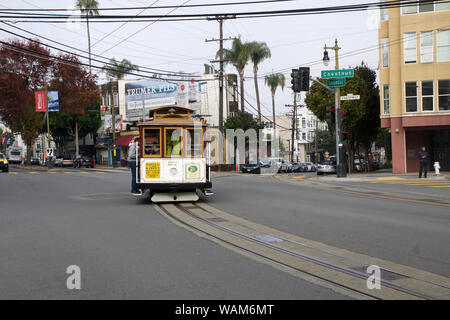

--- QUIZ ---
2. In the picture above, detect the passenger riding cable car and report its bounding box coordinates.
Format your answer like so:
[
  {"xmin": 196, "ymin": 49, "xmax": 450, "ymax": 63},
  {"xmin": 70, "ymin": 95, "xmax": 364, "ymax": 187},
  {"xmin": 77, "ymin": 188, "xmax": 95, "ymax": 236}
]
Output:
[{"xmin": 135, "ymin": 106, "xmax": 212, "ymax": 202}]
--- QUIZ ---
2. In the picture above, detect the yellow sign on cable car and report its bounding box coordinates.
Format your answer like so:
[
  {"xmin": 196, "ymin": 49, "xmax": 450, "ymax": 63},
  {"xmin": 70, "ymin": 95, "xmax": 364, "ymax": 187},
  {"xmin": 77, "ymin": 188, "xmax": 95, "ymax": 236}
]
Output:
[{"xmin": 146, "ymin": 162, "xmax": 160, "ymax": 179}]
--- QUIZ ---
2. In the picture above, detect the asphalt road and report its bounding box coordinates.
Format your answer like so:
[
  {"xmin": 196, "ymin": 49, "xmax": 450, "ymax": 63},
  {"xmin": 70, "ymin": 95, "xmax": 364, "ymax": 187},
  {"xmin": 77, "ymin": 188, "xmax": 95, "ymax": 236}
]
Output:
[
  {"xmin": 0, "ymin": 168, "xmax": 347, "ymax": 299},
  {"xmin": 207, "ymin": 174, "xmax": 450, "ymax": 278}
]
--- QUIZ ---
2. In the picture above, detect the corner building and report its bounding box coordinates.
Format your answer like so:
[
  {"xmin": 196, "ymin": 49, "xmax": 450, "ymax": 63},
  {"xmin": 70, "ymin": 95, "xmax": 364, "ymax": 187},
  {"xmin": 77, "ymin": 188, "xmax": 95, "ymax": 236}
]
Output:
[{"xmin": 378, "ymin": 1, "xmax": 450, "ymax": 173}]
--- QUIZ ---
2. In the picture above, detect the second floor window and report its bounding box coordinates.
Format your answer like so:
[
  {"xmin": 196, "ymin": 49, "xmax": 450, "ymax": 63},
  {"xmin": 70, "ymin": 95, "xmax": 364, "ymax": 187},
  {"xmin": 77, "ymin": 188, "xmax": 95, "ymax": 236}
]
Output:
[
  {"xmin": 405, "ymin": 82, "xmax": 418, "ymax": 112},
  {"xmin": 404, "ymin": 32, "xmax": 417, "ymax": 64},
  {"xmin": 438, "ymin": 80, "xmax": 450, "ymax": 111},
  {"xmin": 422, "ymin": 81, "xmax": 434, "ymax": 111},
  {"xmin": 383, "ymin": 85, "xmax": 390, "ymax": 114}
]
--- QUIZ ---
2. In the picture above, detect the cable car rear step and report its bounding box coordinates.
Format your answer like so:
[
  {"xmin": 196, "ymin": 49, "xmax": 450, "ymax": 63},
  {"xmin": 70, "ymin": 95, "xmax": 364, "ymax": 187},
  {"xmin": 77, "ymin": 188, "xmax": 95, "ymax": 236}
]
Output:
[{"xmin": 151, "ymin": 191, "xmax": 199, "ymax": 203}]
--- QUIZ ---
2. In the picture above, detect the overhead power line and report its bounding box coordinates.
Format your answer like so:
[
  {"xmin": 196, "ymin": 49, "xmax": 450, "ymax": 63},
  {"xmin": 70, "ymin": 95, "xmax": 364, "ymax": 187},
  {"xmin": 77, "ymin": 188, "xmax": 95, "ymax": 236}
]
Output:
[
  {"xmin": 0, "ymin": 22, "xmax": 202, "ymax": 78},
  {"xmin": 0, "ymin": 0, "xmax": 295, "ymax": 12},
  {"xmin": 0, "ymin": 40, "xmax": 213, "ymax": 82},
  {"xmin": 0, "ymin": 0, "xmax": 446, "ymax": 22}
]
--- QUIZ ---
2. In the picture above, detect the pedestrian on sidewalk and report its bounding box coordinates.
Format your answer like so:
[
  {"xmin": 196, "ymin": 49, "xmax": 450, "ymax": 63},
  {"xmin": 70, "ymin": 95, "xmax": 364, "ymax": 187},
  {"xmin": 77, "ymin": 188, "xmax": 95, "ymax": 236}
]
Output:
[
  {"xmin": 127, "ymin": 137, "xmax": 140, "ymax": 195},
  {"xmin": 418, "ymin": 146, "xmax": 428, "ymax": 178}
]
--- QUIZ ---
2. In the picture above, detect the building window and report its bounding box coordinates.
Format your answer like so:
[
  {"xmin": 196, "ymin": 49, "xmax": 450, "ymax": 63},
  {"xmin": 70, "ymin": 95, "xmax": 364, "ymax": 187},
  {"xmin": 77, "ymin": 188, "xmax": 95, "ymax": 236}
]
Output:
[
  {"xmin": 383, "ymin": 85, "xmax": 390, "ymax": 114},
  {"xmin": 382, "ymin": 38, "xmax": 389, "ymax": 67},
  {"xmin": 422, "ymin": 81, "xmax": 434, "ymax": 111},
  {"xmin": 420, "ymin": 31, "xmax": 433, "ymax": 63},
  {"xmin": 302, "ymin": 118, "xmax": 306, "ymax": 128},
  {"xmin": 419, "ymin": 1, "xmax": 434, "ymax": 12},
  {"xmin": 402, "ymin": 1, "xmax": 417, "ymax": 14},
  {"xmin": 302, "ymin": 132, "xmax": 306, "ymax": 140},
  {"xmin": 405, "ymin": 82, "xmax": 418, "ymax": 112},
  {"xmin": 436, "ymin": 2, "xmax": 450, "ymax": 11},
  {"xmin": 404, "ymin": 32, "xmax": 417, "ymax": 64},
  {"xmin": 438, "ymin": 79, "xmax": 450, "ymax": 111},
  {"xmin": 437, "ymin": 29, "xmax": 450, "ymax": 62}
]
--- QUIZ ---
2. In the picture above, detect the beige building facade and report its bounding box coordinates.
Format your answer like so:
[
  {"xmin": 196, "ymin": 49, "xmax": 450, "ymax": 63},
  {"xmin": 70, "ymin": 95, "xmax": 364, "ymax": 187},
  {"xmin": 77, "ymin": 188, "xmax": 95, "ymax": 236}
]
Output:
[{"xmin": 379, "ymin": 1, "xmax": 450, "ymax": 173}]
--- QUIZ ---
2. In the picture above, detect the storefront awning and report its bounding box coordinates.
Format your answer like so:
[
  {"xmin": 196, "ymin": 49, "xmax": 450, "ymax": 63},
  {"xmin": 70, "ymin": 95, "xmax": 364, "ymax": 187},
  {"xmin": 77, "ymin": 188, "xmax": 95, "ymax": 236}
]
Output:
[{"xmin": 115, "ymin": 135, "xmax": 138, "ymax": 147}]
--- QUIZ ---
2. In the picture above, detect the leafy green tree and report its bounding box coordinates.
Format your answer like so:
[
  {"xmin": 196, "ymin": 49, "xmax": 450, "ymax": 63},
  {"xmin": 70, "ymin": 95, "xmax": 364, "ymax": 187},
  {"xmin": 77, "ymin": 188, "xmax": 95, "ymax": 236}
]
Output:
[
  {"xmin": 316, "ymin": 129, "xmax": 336, "ymax": 154},
  {"xmin": 264, "ymin": 73, "xmax": 285, "ymax": 132},
  {"xmin": 75, "ymin": 0, "xmax": 99, "ymax": 75},
  {"xmin": 305, "ymin": 62, "xmax": 380, "ymax": 172},
  {"xmin": 50, "ymin": 102, "xmax": 101, "ymax": 156},
  {"xmin": 218, "ymin": 36, "xmax": 252, "ymax": 112},
  {"xmin": 104, "ymin": 58, "xmax": 139, "ymax": 80},
  {"xmin": 248, "ymin": 41, "xmax": 271, "ymax": 123}
]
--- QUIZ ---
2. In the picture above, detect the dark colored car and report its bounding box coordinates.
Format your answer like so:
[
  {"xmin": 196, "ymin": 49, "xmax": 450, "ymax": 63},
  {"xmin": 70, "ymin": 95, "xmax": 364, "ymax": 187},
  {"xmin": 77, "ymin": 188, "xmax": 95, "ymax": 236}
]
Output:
[
  {"xmin": 73, "ymin": 155, "xmax": 95, "ymax": 168},
  {"xmin": 30, "ymin": 157, "xmax": 40, "ymax": 165},
  {"xmin": 291, "ymin": 162, "xmax": 303, "ymax": 172},
  {"xmin": 242, "ymin": 161, "xmax": 262, "ymax": 174}
]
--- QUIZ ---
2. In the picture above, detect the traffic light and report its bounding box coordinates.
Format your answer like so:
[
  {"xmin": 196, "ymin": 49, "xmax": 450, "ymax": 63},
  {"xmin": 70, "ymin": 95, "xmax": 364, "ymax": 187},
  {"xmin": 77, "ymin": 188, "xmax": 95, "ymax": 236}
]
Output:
[
  {"xmin": 299, "ymin": 67, "xmax": 310, "ymax": 91},
  {"xmin": 330, "ymin": 106, "xmax": 336, "ymax": 126},
  {"xmin": 291, "ymin": 69, "xmax": 300, "ymax": 92},
  {"xmin": 340, "ymin": 108, "xmax": 347, "ymax": 130},
  {"xmin": 341, "ymin": 133, "xmax": 348, "ymax": 140}
]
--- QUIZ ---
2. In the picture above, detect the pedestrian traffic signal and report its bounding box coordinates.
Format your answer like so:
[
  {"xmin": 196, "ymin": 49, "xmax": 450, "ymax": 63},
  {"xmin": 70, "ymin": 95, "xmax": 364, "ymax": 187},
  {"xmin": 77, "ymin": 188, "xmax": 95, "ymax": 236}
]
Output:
[
  {"xmin": 291, "ymin": 69, "xmax": 300, "ymax": 92},
  {"xmin": 299, "ymin": 67, "xmax": 310, "ymax": 92},
  {"xmin": 341, "ymin": 132, "xmax": 348, "ymax": 140}
]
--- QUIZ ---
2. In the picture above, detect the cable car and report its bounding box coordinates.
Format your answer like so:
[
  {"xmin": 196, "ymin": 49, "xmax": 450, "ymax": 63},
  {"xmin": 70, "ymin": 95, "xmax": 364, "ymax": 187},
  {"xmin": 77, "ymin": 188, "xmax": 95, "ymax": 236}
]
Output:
[{"xmin": 135, "ymin": 106, "xmax": 212, "ymax": 202}]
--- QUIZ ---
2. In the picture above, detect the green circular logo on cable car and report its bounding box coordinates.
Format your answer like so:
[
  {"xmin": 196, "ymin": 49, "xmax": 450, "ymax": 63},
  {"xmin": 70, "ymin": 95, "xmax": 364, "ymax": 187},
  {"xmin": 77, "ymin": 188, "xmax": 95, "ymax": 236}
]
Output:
[{"xmin": 188, "ymin": 165, "xmax": 198, "ymax": 173}]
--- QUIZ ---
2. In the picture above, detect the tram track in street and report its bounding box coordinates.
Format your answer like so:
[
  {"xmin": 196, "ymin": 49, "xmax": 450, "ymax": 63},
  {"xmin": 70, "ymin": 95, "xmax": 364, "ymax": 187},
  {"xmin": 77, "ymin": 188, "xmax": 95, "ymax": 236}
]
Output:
[{"xmin": 154, "ymin": 201, "xmax": 450, "ymax": 300}]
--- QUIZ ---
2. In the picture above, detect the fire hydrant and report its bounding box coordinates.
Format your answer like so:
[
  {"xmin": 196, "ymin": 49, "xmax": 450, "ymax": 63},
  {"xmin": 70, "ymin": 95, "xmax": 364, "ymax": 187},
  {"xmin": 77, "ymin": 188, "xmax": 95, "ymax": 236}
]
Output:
[{"xmin": 434, "ymin": 162, "xmax": 441, "ymax": 176}]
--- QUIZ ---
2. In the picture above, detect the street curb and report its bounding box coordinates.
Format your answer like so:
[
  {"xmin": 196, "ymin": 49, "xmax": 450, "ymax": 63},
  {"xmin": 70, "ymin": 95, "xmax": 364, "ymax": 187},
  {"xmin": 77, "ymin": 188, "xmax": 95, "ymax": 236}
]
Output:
[{"xmin": 9, "ymin": 165, "xmax": 63, "ymax": 172}]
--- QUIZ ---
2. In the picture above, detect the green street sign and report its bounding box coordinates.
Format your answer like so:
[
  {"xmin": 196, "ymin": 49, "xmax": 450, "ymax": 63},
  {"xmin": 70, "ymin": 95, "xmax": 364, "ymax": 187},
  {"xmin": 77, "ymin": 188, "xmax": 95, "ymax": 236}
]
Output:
[
  {"xmin": 321, "ymin": 69, "xmax": 354, "ymax": 79},
  {"xmin": 327, "ymin": 78, "xmax": 346, "ymax": 87}
]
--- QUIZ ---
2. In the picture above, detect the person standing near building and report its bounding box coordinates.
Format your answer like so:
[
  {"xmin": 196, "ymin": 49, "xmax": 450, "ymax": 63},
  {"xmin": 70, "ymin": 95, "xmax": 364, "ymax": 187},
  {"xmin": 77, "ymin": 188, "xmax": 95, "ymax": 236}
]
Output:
[
  {"xmin": 418, "ymin": 146, "xmax": 428, "ymax": 179},
  {"xmin": 128, "ymin": 137, "xmax": 140, "ymax": 195}
]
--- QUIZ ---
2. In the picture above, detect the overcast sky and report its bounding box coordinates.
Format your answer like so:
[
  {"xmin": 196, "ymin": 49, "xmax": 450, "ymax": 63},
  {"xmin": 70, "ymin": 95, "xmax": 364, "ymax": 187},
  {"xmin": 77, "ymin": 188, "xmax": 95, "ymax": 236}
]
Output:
[{"xmin": 0, "ymin": 0, "xmax": 380, "ymax": 122}]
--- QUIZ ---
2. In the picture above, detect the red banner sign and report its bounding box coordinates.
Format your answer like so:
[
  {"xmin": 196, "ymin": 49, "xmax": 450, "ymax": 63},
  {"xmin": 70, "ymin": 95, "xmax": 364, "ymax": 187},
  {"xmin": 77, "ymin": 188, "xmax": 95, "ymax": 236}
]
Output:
[{"xmin": 35, "ymin": 91, "xmax": 47, "ymax": 112}]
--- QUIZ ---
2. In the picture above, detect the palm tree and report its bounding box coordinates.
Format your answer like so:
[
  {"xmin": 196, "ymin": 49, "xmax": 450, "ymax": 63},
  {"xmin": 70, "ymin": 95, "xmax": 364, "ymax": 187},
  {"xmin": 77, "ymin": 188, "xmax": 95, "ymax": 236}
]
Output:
[
  {"xmin": 264, "ymin": 73, "xmax": 285, "ymax": 132},
  {"xmin": 104, "ymin": 58, "xmax": 139, "ymax": 80},
  {"xmin": 217, "ymin": 36, "xmax": 251, "ymax": 112},
  {"xmin": 76, "ymin": 0, "xmax": 99, "ymax": 75},
  {"xmin": 249, "ymin": 41, "xmax": 271, "ymax": 123}
]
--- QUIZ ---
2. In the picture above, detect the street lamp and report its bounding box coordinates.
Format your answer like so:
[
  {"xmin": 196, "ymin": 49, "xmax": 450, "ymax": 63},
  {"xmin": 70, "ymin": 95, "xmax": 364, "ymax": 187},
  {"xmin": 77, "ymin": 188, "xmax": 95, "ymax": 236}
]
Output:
[
  {"xmin": 322, "ymin": 50, "xmax": 330, "ymax": 67},
  {"xmin": 322, "ymin": 39, "xmax": 346, "ymax": 177}
]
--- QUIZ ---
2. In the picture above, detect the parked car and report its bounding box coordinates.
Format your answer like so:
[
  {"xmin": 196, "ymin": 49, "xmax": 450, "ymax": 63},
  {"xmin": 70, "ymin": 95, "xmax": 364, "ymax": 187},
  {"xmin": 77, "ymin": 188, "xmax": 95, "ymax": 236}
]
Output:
[
  {"xmin": 242, "ymin": 161, "xmax": 262, "ymax": 174},
  {"xmin": 55, "ymin": 155, "xmax": 73, "ymax": 167},
  {"xmin": 73, "ymin": 155, "xmax": 95, "ymax": 168},
  {"xmin": 268, "ymin": 158, "xmax": 283, "ymax": 172},
  {"xmin": 280, "ymin": 159, "xmax": 292, "ymax": 173},
  {"xmin": 291, "ymin": 162, "xmax": 303, "ymax": 172},
  {"xmin": 317, "ymin": 160, "xmax": 337, "ymax": 175},
  {"xmin": 302, "ymin": 162, "xmax": 316, "ymax": 172},
  {"xmin": 30, "ymin": 157, "xmax": 40, "ymax": 165},
  {"xmin": 0, "ymin": 153, "xmax": 9, "ymax": 172}
]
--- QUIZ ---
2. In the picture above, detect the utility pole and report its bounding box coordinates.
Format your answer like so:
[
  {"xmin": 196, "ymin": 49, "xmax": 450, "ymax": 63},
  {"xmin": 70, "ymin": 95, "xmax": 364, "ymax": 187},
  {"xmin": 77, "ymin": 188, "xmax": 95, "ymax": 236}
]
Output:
[
  {"xmin": 110, "ymin": 84, "xmax": 117, "ymax": 168},
  {"xmin": 324, "ymin": 39, "xmax": 345, "ymax": 177},
  {"xmin": 206, "ymin": 15, "xmax": 236, "ymax": 135},
  {"xmin": 314, "ymin": 117, "xmax": 318, "ymax": 164}
]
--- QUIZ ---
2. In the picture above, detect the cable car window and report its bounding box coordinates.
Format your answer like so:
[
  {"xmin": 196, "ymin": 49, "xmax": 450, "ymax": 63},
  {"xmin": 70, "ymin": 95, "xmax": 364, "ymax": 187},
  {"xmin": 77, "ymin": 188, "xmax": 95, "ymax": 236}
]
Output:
[
  {"xmin": 144, "ymin": 128, "xmax": 161, "ymax": 157},
  {"xmin": 165, "ymin": 128, "xmax": 183, "ymax": 157},
  {"xmin": 186, "ymin": 128, "xmax": 203, "ymax": 157}
]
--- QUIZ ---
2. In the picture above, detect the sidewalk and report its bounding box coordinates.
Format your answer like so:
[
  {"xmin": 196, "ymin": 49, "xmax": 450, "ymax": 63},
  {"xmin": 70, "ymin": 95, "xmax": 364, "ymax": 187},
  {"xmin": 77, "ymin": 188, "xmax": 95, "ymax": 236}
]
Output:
[{"xmin": 310, "ymin": 169, "xmax": 450, "ymax": 182}]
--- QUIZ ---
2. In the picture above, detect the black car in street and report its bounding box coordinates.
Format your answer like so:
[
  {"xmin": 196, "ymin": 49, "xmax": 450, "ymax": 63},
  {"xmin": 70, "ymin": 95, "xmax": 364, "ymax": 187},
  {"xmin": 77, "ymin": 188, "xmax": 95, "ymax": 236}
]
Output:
[
  {"xmin": 73, "ymin": 155, "xmax": 95, "ymax": 168},
  {"xmin": 242, "ymin": 161, "xmax": 262, "ymax": 174},
  {"xmin": 30, "ymin": 157, "xmax": 40, "ymax": 165}
]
